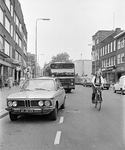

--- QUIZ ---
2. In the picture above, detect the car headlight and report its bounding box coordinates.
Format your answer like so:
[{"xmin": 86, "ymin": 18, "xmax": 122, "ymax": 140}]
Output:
[
  {"xmin": 8, "ymin": 101, "xmax": 13, "ymax": 107},
  {"xmin": 13, "ymin": 101, "xmax": 17, "ymax": 107},
  {"xmin": 44, "ymin": 100, "xmax": 51, "ymax": 106},
  {"xmin": 38, "ymin": 101, "xmax": 44, "ymax": 106},
  {"xmin": 71, "ymin": 83, "xmax": 74, "ymax": 85}
]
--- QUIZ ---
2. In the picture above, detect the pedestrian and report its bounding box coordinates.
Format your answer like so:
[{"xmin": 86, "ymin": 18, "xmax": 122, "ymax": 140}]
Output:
[
  {"xmin": 8, "ymin": 76, "xmax": 13, "ymax": 89},
  {"xmin": 0, "ymin": 75, "xmax": 3, "ymax": 90},
  {"xmin": 19, "ymin": 76, "xmax": 25, "ymax": 88}
]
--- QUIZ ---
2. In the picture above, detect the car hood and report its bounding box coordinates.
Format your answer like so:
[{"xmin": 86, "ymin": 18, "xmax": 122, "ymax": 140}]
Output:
[{"xmin": 7, "ymin": 90, "xmax": 56, "ymax": 99}]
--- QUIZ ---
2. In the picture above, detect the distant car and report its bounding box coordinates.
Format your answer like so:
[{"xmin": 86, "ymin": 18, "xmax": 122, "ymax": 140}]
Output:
[
  {"xmin": 6, "ymin": 77, "xmax": 66, "ymax": 121},
  {"xmin": 83, "ymin": 79, "xmax": 92, "ymax": 87},
  {"xmin": 102, "ymin": 79, "xmax": 110, "ymax": 90},
  {"xmin": 113, "ymin": 75, "xmax": 125, "ymax": 95}
]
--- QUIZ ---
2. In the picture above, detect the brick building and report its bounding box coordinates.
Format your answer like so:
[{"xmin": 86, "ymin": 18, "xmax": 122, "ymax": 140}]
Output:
[
  {"xmin": 0, "ymin": 0, "xmax": 27, "ymax": 85},
  {"xmin": 91, "ymin": 28, "xmax": 123, "ymax": 84}
]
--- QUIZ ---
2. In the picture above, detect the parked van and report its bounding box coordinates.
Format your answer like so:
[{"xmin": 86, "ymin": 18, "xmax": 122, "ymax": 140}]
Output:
[{"xmin": 113, "ymin": 75, "xmax": 125, "ymax": 95}]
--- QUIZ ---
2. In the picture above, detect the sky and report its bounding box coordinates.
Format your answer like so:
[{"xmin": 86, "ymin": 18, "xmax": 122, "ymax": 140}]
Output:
[{"xmin": 19, "ymin": 0, "xmax": 125, "ymax": 68}]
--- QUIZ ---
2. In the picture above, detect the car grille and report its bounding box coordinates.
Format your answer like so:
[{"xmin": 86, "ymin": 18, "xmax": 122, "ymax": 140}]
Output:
[
  {"xmin": 59, "ymin": 78, "xmax": 74, "ymax": 86},
  {"xmin": 16, "ymin": 100, "xmax": 39, "ymax": 107}
]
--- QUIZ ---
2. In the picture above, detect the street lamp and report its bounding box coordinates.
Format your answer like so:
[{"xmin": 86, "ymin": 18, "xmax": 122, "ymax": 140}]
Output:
[{"xmin": 35, "ymin": 18, "xmax": 50, "ymax": 77}]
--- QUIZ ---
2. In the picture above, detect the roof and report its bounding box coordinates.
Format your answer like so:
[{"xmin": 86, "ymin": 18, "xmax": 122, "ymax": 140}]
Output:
[{"xmin": 114, "ymin": 30, "xmax": 125, "ymax": 39}]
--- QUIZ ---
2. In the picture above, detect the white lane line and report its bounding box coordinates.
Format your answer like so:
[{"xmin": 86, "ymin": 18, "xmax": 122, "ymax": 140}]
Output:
[
  {"xmin": 54, "ymin": 131, "xmax": 61, "ymax": 145},
  {"xmin": 58, "ymin": 117, "xmax": 64, "ymax": 124}
]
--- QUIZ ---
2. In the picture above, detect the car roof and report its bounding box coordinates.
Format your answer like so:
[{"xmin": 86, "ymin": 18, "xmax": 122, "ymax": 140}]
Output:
[{"xmin": 32, "ymin": 77, "xmax": 57, "ymax": 81}]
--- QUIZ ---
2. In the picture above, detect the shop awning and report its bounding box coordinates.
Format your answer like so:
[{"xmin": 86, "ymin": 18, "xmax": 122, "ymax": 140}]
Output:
[{"xmin": 5, "ymin": 58, "xmax": 22, "ymax": 66}]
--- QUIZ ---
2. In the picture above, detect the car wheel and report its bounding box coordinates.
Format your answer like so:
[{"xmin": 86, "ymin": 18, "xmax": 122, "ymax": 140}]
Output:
[
  {"xmin": 61, "ymin": 98, "xmax": 65, "ymax": 109},
  {"xmin": 107, "ymin": 87, "xmax": 109, "ymax": 90},
  {"xmin": 113, "ymin": 87, "xmax": 116, "ymax": 93},
  {"xmin": 50, "ymin": 104, "xmax": 58, "ymax": 121},
  {"xmin": 9, "ymin": 112, "xmax": 17, "ymax": 121},
  {"xmin": 121, "ymin": 89, "xmax": 124, "ymax": 95}
]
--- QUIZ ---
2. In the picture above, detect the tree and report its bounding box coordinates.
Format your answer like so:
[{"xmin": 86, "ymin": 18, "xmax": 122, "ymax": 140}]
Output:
[{"xmin": 51, "ymin": 52, "xmax": 72, "ymax": 63}]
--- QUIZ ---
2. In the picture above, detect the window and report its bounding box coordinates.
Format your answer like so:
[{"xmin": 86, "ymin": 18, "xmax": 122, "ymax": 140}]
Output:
[
  {"xmin": 111, "ymin": 57, "xmax": 113, "ymax": 66},
  {"xmin": 11, "ymin": 25, "xmax": 13, "ymax": 37},
  {"xmin": 0, "ymin": 35, "xmax": 4, "ymax": 52},
  {"xmin": 5, "ymin": 16, "xmax": 11, "ymax": 34},
  {"xmin": 0, "ymin": 7, "xmax": 4, "ymax": 25},
  {"xmin": 105, "ymin": 45, "xmax": 107, "ymax": 55},
  {"xmin": 16, "ymin": 33, "xmax": 19, "ymax": 44},
  {"xmin": 121, "ymin": 38, "xmax": 125, "ymax": 48},
  {"xmin": 107, "ymin": 44, "xmax": 110, "ymax": 53},
  {"xmin": 5, "ymin": 40, "xmax": 10, "ymax": 56},
  {"xmin": 100, "ymin": 48, "xmax": 102, "ymax": 57},
  {"xmin": 110, "ymin": 42, "xmax": 112, "ymax": 52},
  {"xmin": 11, "ymin": 4, "xmax": 13, "ymax": 17},
  {"xmin": 5, "ymin": 0, "xmax": 10, "ymax": 11},
  {"xmin": 114, "ymin": 40, "xmax": 116, "ymax": 51},
  {"xmin": 19, "ymin": 54, "xmax": 21, "ymax": 62},
  {"xmin": 118, "ymin": 40, "xmax": 121, "ymax": 49},
  {"xmin": 16, "ymin": 15, "xmax": 20, "ymax": 28},
  {"xmin": 113, "ymin": 56, "xmax": 116, "ymax": 65},
  {"xmin": 14, "ymin": 12, "xmax": 16, "ymax": 23},
  {"xmin": 19, "ymin": 38, "xmax": 22, "ymax": 48},
  {"xmin": 109, "ymin": 58, "xmax": 111, "ymax": 66},
  {"xmin": 117, "ymin": 54, "xmax": 120, "ymax": 64},
  {"xmin": 102, "ymin": 47, "xmax": 104, "ymax": 56},
  {"xmin": 121, "ymin": 53, "xmax": 124, "ymax": 63},
  {"xmin": 9, "ymin": 45, "xmax": 12, "ymax": 57},
  {"xmin": 15, "ymin": 51, "xmax": 19, "ymax": 60}
]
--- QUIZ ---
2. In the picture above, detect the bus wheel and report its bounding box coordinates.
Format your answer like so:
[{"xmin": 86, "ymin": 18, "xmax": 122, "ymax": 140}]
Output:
[{"xmin": 67, "ymin": 89, "xmax": 71, "ymax": 93}]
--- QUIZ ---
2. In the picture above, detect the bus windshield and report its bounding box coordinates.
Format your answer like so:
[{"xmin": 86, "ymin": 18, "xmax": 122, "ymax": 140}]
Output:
[{"xmin": 50, "ymin": 63, "xmax": 75, "ymax": 77}]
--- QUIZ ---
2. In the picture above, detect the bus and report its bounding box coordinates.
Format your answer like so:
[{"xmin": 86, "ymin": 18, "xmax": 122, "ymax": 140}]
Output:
[{"xmin": 43, "ymin": 62, "xmax": 75, "ymax": 92}]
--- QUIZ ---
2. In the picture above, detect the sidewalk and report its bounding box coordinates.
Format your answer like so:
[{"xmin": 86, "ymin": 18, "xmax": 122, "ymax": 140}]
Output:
[{"xmin": 0, "ymin": 86, "xmax": 20, "ymax": 119}]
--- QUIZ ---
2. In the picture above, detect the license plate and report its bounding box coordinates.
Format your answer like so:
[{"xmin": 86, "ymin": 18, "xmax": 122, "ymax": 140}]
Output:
[{"xmin": 21, "ymin": 109, "xmax": 33, "ymax": 113}]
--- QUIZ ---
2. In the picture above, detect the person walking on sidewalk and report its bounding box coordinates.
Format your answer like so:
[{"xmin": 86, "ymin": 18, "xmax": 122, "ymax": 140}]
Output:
[
  {"xmin": 8, "ymin": 76, "xmax": 13, "ymax": 89},
  {"xmin": 0, "ymin": 75, "xmax": 3, "ymax": 90}
]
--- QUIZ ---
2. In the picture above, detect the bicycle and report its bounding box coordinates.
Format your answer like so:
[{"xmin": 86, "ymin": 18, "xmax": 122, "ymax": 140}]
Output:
[{"xmin": 94, "ymin": 86, "xmax": 102, "ymax": 111}]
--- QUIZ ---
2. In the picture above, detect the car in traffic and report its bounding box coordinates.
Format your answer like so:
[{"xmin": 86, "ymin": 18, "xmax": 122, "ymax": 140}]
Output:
[
  {"xmin": 102, "ymin": 79, "xmax": 110, "ymax": 90},
  {"xmin": 6, "ymin": 77, "xmax": 66, "ymax": 121},
  {"xmin": 113, "ymin": 75, "xmax": 125, "ymax": 95},
  {"xmin": 83, "ymin": 78, "xmax": 92, "ymax": 87}
]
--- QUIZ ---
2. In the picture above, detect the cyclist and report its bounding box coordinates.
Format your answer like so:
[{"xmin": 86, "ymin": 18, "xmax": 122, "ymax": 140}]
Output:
[{"xmin": 91, "ymin": 70, "xmax": 104, "ymax": 104}]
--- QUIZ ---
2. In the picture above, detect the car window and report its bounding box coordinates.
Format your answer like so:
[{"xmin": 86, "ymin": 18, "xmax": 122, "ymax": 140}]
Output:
[{"xmin": 22, "ymin": 79, "xmax": 55, "ymax": 91}]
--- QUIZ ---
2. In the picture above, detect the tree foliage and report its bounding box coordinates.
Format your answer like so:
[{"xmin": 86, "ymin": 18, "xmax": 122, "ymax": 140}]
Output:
[{"xmin": 51, "ymin": 52, "xmax": 72, "ymax": 63}]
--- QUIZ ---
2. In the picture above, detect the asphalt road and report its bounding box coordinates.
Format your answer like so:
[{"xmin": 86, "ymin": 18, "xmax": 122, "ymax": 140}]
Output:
[{"xmin": 0, "ymin": 85, "xmax": 125, "ymax": 150}]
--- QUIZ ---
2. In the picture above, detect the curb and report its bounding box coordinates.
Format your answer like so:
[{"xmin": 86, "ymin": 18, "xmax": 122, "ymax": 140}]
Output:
[{"xmin": 0, "ymin": 111, "xmax": 9, "ymax": 119}]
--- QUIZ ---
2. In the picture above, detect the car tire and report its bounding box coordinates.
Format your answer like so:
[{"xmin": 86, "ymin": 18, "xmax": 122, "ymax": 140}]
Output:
[
  {"xmin": 50, "ymin": 104, "xmax": 57, "ymax": 121},
  {"xmin": 107, "ymin": 87, "xmax": 109, "ymax": 90},
  {"xmin": 121, "ymin": 89, "xmax": 124, "ymax": 95},
  {"xmin": 113, "ymin": 87, "xmax": 116, "ymax": 93},
  {"xmin": 61, "ymin": 98, "xmax": 65, "ymax": 109},
  {"xmin": 9, "ymin": 112, "xmax": 17, "ymax": 121}
]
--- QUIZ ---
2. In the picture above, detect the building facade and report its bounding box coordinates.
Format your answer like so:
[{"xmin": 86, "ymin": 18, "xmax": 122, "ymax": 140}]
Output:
[
  {"xmin": 91, "ymin": 28, "xmax": 124, "ymax": 84},
  {"xmin": 0, "ymin": 0, "xmax": 27, "ymax": 85},
  {"xmin": 114, "ymin": 31, "xmax": 125, "ymax": 79},
  {"xmin": 74, "ymin": 59, "xmax": 92, "ymax": 79}
]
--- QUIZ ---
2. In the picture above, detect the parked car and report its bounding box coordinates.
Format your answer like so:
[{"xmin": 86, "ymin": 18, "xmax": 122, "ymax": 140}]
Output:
[
  {"xmin": 83, "ymin": 78, "xmax": 92, "ymax": 87},
  {"xmin": 102, "ymin": 79, "xmax": 110, "ymax": 90},
  {"xmin": 6, "ymin": 77, "xmax": 66, "ymax": 121},
  {"xmin": 113, "ymin": 75, "xmax": 125, "ymax": 95}
]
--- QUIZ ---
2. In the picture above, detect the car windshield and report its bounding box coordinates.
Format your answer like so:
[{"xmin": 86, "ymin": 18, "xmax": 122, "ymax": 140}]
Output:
[{"xmin": 21, "ymin": 79, "xmax": 55, "ymax": 91}]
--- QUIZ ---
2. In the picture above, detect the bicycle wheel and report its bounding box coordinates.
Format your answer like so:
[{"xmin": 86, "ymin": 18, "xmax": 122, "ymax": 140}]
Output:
[{"xmin": 96, "ymin": 95, "xmax": 101, "ymax": 111}]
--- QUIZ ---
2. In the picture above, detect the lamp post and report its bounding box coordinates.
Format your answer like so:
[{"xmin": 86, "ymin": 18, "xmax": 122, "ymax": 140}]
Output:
[{"xmin": 35, "ymin": 18, "xmax": 50, "ymax": 77}]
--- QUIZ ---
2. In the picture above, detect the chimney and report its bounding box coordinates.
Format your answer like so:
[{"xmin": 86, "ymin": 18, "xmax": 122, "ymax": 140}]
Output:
[{"xmin": 115, "ymin": 28, "xmax": 121, "ymax": 34}]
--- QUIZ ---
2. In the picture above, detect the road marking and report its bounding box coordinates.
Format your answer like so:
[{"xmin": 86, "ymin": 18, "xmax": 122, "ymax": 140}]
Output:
[
  {"xmin": 58, "ymin": 117, "xmax": 64, "ymax": 124},
  {"xmin": 54, "ymin": 131, "xmax": 61, "ymax": 145}
]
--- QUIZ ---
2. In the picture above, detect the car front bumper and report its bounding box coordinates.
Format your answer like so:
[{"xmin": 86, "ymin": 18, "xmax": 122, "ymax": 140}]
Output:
[{"xmin": 6, "ymin": 107, "xmax": 55, "ymax": 115}]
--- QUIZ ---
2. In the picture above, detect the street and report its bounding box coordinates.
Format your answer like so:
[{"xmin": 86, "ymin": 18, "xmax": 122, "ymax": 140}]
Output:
[{"xmin": 0, "ymin": 85, "xmax": 125, "ymax": 150}]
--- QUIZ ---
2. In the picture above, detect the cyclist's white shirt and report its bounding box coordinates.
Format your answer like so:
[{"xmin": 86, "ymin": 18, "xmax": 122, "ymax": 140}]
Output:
[{"xmin": 92, "ymin": 76, "xmax": 104, "ymax": 85}]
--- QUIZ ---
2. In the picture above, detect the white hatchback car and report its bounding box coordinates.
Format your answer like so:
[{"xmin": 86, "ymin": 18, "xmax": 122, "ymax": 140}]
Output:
[{"xmin": 113, "ymin": 75, "xmax": 125, "ymax": 95}]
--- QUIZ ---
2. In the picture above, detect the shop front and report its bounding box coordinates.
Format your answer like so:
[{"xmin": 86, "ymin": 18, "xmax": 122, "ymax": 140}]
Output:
[{"xmin": 102, "ymin": 66, "xmax": 116, "ymax": 84}]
